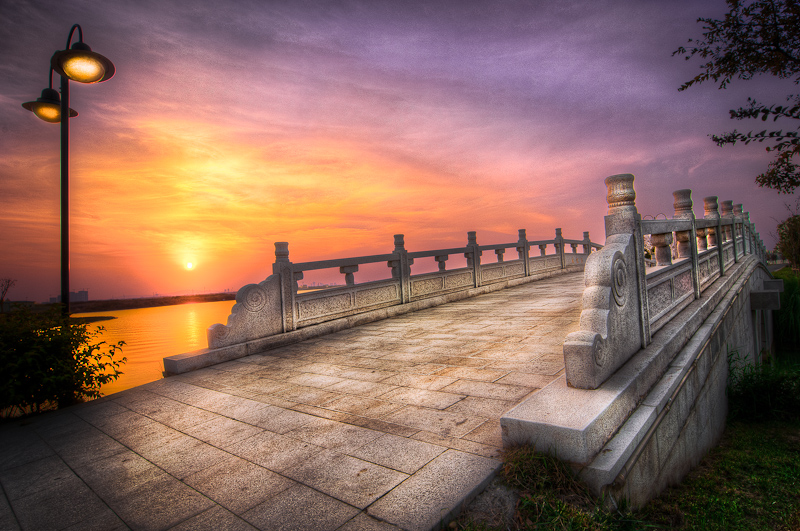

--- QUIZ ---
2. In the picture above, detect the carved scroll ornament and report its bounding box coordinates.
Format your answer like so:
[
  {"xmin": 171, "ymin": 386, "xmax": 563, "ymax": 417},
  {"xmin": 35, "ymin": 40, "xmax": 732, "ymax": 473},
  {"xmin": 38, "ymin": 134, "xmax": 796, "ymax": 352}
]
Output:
[{"xmin": 563, "ymin": 233, "xmax": 642, "ymax": 389}]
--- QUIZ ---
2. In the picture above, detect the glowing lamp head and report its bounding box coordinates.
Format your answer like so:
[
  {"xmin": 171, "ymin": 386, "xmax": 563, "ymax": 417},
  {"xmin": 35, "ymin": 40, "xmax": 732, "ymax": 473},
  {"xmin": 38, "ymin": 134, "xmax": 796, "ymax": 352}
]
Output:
[
  {"xmin": 21, "ymin": 87, "xmax": 77, "ymax": 123},
  {"xmin": 51, "ymin": 42, "xmax": 115, "ymax": 84}
]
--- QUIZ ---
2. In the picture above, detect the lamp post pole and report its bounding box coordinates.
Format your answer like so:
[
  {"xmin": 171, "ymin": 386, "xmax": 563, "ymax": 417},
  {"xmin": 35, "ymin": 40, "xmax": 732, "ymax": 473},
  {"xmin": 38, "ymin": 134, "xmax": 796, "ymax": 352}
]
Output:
[{"xmin": 60, "ymin": 73, "xmax": 70, "ymax": 314}]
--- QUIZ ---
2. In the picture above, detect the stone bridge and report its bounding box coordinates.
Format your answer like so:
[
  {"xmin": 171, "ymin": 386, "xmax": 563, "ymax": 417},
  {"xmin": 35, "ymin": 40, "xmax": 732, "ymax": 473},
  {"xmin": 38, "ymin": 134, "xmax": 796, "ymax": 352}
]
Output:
[{"xmin": 0, "ymin": 174, "xmax": 777, "ymax": 530}]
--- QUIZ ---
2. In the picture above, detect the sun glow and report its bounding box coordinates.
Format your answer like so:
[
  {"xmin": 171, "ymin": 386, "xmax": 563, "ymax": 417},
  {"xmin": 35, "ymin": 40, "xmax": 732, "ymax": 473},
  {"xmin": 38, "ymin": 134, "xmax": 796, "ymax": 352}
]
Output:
[{"xmin": 186, "ymin": 262, "xmax": 193, "ymax": 270}]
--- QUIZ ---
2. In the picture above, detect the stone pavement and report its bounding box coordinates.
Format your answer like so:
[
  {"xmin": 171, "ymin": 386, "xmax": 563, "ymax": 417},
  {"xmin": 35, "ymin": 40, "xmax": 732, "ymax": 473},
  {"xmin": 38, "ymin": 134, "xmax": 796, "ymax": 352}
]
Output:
[{"xmin": 0, "ymin": 272, "xmax": 584, "ymax": 531}]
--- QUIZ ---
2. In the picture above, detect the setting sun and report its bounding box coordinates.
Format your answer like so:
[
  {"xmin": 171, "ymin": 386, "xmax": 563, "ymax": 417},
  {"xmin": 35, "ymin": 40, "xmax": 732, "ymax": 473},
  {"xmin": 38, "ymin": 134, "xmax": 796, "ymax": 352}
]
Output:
[{"xmin": 186, "ymin": 262, "xmax": 193, "ymax": 270}]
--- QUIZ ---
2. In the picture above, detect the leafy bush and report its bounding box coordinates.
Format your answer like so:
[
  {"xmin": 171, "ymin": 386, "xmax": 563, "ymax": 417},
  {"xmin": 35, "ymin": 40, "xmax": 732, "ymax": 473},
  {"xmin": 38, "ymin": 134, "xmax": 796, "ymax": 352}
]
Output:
[
  {"xmin": 727, "ymin": 348, "xmax": 800, "ymax": 422},
  {"xmin": 776, "ymin": 214, "xmax": 800, "ymax": 271},
  {"xmin": 772, "ymin": 267, "xmax": 800, "ymax": 348},
  {"xmin": 0, "ymin": 306, "xmax": 125, "ymax": 417}
]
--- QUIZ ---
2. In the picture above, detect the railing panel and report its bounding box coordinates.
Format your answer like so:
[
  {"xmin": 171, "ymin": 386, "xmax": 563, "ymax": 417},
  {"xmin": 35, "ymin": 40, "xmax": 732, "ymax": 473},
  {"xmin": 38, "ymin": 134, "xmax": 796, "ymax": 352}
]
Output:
[{"xmin": 295, "ymin": 278, "xmax": 402, "ymax": 326}]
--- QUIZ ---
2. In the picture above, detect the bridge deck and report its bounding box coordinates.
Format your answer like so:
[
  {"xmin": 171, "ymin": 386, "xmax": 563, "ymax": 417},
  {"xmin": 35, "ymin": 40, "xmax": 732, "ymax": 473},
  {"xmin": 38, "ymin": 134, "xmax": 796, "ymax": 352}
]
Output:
[{"xmin": 0, "ymin": 272, "xmax": 584, "ymax": 531}]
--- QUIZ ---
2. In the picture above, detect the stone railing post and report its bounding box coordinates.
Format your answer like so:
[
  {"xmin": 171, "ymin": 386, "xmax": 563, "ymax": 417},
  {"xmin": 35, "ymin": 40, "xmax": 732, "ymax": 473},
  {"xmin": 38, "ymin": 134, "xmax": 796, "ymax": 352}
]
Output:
[
  {"xmin": 563, "ymin": 174, "xmax": 647, "ymax": 389},
  {"xmin": 273, "ymin": 242, "xmax": 297, "ymax": 332},
  {"xmin": 674, "ymin": 189, "xmax": 701, "ymax": 299},
  {"xmin": 388, "ymin": 234, "xmax": 412, "ymax": 303},
  {"xmin": 465, "ymin": 231, "xmax": 482, "ymax": 288},
  {"xmin": 555, "ymin": 228, "xmax": 565, "ymax": 269},
  {"xmin": 704, "ymin": 196, "xmax": 724, "ymax": 276},
  {"xmin": 744, "ymin": 212, "xmax": 752, "ymax": 255},
  {"xmin": 673, "ymin": 189, "xmax": 693, "ymax": 259},
  {"xmin": 517, "ymin": 229, "xmax": 530, "ymax": 276},
  {"xmin": 582, "ymin": 231, "xmax": 591, "ymax": 254},
  {"xmin": 734, "ymin": 204, "xmax": 745, "ymax": 257},
  {"xmin": 721, "ymin": 200, "xmax": 737, "ymax": 262}
]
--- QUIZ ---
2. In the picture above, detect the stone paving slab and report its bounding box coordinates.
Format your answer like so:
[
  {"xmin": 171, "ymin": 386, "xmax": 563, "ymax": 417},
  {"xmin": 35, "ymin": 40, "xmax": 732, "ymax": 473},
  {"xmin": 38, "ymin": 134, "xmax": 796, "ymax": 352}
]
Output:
[{"xmin": 0, "ymin": 272, "xmax": 584, "ymax": 530}]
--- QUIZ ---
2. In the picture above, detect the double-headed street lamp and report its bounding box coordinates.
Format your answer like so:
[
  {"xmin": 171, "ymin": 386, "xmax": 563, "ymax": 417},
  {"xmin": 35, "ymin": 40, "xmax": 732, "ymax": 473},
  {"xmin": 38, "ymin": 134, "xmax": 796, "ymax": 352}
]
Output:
[{"xmin": 22, "ymin": 24, "xmax": 114, "ymax": 314}]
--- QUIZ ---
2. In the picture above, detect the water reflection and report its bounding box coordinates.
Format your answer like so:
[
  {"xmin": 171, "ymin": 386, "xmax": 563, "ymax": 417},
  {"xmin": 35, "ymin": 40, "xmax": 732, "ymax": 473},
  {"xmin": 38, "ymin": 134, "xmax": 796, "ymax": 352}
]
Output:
[{"xmin": 74, "ymin": 300, "xmax": 235, "ymax": 396}]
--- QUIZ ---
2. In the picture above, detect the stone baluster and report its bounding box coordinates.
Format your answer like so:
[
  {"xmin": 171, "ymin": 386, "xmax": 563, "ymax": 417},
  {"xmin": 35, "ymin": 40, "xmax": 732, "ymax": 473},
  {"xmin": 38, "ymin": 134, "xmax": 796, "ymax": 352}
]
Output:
[
  {"xmin": 570, "ymin": 243, "xmax": 578, "ymax": 253},
  {"xmin": 465, "ymin": 231, "xmax": 482, "ymax": 287},
  {"xmin": 673, "ymin": 189, "xmax": 694, "ymax": 259},
  {"xmin": 538, "ymin": 244, "xmax": 547, "ymax": 256},
  {"xmin": 340, "ymin": 265, "xmax": 358, "ymax": 286},
  {"xmin": 582, "ymin": 231, "xmax": 591, "ymax": 254},
  {"xmin": 651, "ymin": 232, "xmax": 673, "ymax": 266},
  {"xmin": 704, "ymin": 196, "xmax": 719, "ymax": 247},
  {"xmin": 434, "ymin": 255, "xmax": 448, "ymax": 272},
  {"xmin": 495, "ymin": 248, "xmax": 505, "ymax": 262}
]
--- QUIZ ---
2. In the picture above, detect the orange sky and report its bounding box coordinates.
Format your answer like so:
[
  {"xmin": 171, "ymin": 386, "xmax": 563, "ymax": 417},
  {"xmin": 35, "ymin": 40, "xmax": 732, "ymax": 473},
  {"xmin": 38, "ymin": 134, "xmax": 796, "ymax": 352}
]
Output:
[{"xmin": 1, "ymin": 0, "xmax": 795, "ymax": 302}]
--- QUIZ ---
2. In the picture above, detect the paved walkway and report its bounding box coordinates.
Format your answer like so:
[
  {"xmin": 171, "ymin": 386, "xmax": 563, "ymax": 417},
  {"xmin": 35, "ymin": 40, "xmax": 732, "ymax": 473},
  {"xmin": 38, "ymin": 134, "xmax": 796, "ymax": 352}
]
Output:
[{"xmin": 0, "ymin": 273, "xmax": 585, "ymax": 531}]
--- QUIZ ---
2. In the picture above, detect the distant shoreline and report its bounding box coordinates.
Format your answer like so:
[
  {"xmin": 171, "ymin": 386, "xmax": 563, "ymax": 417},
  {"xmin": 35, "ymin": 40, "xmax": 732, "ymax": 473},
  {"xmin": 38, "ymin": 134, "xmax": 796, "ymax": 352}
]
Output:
[{"xmin": 70, "ymin": 292, "xmax": 236, "ymax": 314}]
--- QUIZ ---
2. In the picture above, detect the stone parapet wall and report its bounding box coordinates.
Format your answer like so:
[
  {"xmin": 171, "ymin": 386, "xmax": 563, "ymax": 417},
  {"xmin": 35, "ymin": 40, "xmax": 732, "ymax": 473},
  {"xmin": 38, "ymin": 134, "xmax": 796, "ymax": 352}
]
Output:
[
  {"xmin": 164, "ymin": 229, "xmax": 598, "ymax": 375},
  {"xmin": 502, "ymin": 173, "xmax": 779, "ymax": 508}
]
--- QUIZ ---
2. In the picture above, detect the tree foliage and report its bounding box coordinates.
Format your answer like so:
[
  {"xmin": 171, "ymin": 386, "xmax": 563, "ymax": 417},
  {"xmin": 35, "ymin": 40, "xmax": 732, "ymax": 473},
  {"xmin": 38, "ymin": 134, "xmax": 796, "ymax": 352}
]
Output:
[
  {"xmin": 0, "ymin": 307, "xmax": 126, "ymax": 417},
  {"xmin": 777, "ymin": 213, "xmax": 800, "ymax": 270},
  {"xmin": 675, "ymin": 0, "xmax": 800, "ymax": 193}
]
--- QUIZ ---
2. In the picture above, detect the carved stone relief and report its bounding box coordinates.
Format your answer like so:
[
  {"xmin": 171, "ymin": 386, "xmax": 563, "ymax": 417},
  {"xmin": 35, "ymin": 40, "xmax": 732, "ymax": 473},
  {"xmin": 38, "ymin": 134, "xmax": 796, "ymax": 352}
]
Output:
[{"xmin": 208, "ymin": 274, "xmax": 283, "ymax": 349}]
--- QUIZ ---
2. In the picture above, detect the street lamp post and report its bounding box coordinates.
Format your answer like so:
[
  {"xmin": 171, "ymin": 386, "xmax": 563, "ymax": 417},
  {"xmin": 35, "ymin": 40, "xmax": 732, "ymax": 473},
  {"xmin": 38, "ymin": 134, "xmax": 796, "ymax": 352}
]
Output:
[{"xmin": 22, "ymin": 24, "xmax": 114, "ymax": 315}]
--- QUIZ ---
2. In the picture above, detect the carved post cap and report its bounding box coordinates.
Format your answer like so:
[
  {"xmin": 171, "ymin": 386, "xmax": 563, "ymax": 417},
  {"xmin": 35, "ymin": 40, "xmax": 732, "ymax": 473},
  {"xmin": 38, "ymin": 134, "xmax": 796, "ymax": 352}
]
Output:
[
  {"xmin": 555, "ymin": 228, "xmax": 563, "ymax": 238},
  {"xmin": 703, "ymin": 196, "xmax": 719, "ymax": 219},
  {"xmin": 745, "ymin": 212, "xmax": 751, "ymax": 222},
  {"xmin": 467, "ymin": 231, "xmax": 477, "ymax": 245},
  {"xmin": 274, "ymin": 242, "xmax": 290, "ymax": 262},
  {"xmin": 583, "ymin": 231, "xmax": 590, "ymax": 240},
  {"xmin": 518, "ymin": 229, "xmax": 527, "ymax": 240},
  {"xmin": 673, "ymin": 189, "xmax": 694, "ymax": 219},
  {"xmin": 605, "ymin": 174, "xmax": 636, "ymax": 213},
  {"xmin": 393, "ymin": 234, "xmax": 405, "ymax": 252},
  {"xmin": 734, "ymin": 204, "xmax": 743, "ymax": 215},
  {"xmin": 721, "ymin": 200, "xmax": 734, "ymax": 217}
]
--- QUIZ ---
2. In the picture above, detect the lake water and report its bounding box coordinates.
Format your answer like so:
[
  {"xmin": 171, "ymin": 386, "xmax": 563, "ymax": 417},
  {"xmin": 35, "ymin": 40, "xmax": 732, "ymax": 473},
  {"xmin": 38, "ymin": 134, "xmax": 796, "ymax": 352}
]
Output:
[{"xmin": 74, "ymin": 300, "xmax": 236, "ymax": 396}]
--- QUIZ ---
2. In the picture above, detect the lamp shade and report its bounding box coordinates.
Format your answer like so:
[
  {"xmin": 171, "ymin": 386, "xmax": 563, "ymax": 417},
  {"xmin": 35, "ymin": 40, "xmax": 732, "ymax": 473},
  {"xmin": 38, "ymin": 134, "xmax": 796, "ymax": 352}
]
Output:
[
  {"xmin": 51, "ymin": 42, "xmax": 115, "ymax": 84},
  {"xmin": 22, "ymin": 87, "xmax": 78, "ymax": 123}
]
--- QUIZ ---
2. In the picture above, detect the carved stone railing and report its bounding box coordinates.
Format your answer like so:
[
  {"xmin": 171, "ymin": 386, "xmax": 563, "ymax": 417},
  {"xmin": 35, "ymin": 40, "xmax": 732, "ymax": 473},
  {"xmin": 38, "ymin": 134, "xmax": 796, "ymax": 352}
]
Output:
[
  {"xmin": 208, "ymin": 229, "xmax": 601, "ymax": 349},
  {"xmin": 563, "ymin": 174, "xmax": 768, "ymax": 389}
]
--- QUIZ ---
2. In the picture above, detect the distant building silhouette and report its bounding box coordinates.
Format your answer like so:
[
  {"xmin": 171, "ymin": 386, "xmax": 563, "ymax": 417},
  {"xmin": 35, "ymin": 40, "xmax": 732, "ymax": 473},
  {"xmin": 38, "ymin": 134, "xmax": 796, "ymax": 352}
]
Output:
[{"xmin": 50, "ymin": 290, "xmax": 89, "ymax": 303}]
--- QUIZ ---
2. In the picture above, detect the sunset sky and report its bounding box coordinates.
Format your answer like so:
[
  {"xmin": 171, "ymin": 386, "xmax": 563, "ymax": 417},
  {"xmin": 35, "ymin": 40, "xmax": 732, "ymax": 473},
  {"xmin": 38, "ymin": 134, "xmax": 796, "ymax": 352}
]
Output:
[{"xmin": 1, "ymin": 0, "xmax": 795, "ymax": 303}]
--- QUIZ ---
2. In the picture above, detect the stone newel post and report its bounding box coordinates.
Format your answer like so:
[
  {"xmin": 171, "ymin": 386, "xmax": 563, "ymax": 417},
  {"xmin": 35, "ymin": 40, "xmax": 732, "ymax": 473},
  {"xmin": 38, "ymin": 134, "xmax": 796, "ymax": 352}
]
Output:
[
  {"xmin": 582, "ymin": 231, "xmax": 592, "ymax": 254},
  {"xmin": 563, "ymin": 174, "xmax": 646, "ymax": 389},
  {"xmin": 517, "ymin": 229, "xmax": 530, "ymax": 275},
  {"xmin": 388, "ymin": 234, "xmax": 412, "ymax": 303},
  {"xmin": 721, "ymin": 200, "xmax": 734, "ymax": 242},
  {"xmin": 673, "ymin": 189, "xmax": 694, "ymax": 259},
  {"xmin": 704, "ymin": 196, "xmax": 719, "ymax": 247},
  {"xmin": 465, "ymin": 231, "xmax": 482, "ymax": 287}
]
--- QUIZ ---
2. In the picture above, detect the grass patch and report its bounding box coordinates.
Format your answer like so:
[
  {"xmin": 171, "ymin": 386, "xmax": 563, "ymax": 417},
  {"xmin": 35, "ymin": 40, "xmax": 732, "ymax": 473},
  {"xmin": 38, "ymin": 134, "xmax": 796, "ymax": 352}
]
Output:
[
  {"xmin": 457, "ymin": 421, "xmax": 800, "ymax": 530},
  {"xmin": 456, "ymin": 347, "xmax": 800, "ymax": 531}
]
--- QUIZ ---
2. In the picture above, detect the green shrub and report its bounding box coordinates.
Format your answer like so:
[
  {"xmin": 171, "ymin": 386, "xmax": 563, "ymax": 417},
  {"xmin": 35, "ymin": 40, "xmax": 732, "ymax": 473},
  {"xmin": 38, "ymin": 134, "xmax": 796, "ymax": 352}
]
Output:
[
  {"xmin": 727, "ymin": 348, "xmax": 800, "ymax": 422},
  {"xmin": 0, "ymin": 306, "xmax": 125, "ymax": 417},
  {"xmin": 772, "ymin": 267, "xmax": 800, "ymax": 348}
]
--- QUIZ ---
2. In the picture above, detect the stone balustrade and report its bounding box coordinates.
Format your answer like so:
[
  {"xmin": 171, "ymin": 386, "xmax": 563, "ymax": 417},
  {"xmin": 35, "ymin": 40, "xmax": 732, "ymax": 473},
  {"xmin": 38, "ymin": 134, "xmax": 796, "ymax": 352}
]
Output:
[
  {"xmin": 207, "ymin": 229, "xmax": 601, "ymax": 349},
  {"xmin": 563, "ymin": 174, "xmax": 768, "ymax": 390}
]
